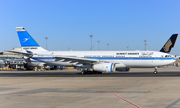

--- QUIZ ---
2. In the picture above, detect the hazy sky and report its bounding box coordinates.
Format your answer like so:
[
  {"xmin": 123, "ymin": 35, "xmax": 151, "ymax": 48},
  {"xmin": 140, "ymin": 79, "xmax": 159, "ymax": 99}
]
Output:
[{"xmin": 0, "ymin": 0, "xmax": 180, "ymax": 55}]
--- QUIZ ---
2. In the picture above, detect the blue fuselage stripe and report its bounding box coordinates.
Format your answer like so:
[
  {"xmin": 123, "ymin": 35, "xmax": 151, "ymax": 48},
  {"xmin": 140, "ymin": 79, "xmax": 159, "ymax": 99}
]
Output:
[{"xmin": 32, "ymin": 57, "xmax": 175, "ymax": 60}]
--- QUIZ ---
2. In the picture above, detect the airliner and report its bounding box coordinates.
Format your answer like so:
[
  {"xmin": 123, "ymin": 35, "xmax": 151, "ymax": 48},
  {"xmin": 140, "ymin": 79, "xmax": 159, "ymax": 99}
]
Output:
[{"xmin": 11, "ymin": 27, "xmax": 178, "ymax": 74}]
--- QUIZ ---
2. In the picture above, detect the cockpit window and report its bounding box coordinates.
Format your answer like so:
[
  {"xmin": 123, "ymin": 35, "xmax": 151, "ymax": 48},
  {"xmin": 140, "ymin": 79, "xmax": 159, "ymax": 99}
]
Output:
[{"xmin": 165, "ymin": 55, "xmax": 171, "ymax": 57}]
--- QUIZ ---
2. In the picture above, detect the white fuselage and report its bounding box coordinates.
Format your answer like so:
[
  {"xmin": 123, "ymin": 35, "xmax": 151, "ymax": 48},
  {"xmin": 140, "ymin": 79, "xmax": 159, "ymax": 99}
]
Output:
[{"xmin": 29, "ymin": 50, "xmax": 175, "ymax": 68}]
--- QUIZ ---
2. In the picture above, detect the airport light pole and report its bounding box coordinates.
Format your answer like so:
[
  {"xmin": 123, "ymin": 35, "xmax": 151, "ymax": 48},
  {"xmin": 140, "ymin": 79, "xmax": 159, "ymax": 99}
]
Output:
[
  {"xmin": 45, "ymin": 37, "xmax": 48, "ymax": 50},
  {"xmin": 107, "ymin": 43, "xmax": 109, "ymax": 51},
  {"xmin": 89, "ymin": 35, "xmax": 93, "ymax": 50},
  {"xmin": 68, "ymin": 47, "xmax": 70, "ymax": 51},
  {"xmin": 144, "ymin": 40, "xmax": 147, "ymax": 51},
  {"xmin": 97, "ymin": 41, "xmax": 100, "ymax": 51}
]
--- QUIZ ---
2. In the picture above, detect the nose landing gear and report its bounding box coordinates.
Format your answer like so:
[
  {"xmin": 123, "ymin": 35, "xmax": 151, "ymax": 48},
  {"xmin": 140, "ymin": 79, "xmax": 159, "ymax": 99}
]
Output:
[{"xmin": 154, "ymin": 67, "xmax": 158, "ymax": 74}]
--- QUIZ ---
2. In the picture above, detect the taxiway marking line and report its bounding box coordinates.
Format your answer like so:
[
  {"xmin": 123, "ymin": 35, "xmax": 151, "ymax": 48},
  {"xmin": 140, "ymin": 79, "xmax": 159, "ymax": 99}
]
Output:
[
  {"xmin": 113, "ymin": 94, "xmax": 140, "ymax": 108},
  {"xmin": 117, "ymin": 91, "xmax": 124, "ymax": 93},
  {"xmin": 165, "ymin": 98, "xmax": 180, "ymax": 108},
  {"xmin": 98, "ymin": 91, "xmax": 105, "ymax": 93}
]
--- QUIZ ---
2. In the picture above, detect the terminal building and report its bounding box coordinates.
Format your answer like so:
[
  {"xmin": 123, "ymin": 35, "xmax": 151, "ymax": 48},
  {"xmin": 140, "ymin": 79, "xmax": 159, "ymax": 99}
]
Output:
[{"xmin": 0, "ymin": 48, "xmax": 25, "ymax": 69}]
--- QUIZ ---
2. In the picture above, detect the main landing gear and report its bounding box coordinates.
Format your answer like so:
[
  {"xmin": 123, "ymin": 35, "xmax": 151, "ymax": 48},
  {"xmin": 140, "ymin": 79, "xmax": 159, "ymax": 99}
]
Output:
[
  {"xmin": 154, "ymin": 67, "xmax": 158, "ymax": 74},
  {"xmin": 80, "ymin": 68, "xmax": 102, "ymax": 74}
]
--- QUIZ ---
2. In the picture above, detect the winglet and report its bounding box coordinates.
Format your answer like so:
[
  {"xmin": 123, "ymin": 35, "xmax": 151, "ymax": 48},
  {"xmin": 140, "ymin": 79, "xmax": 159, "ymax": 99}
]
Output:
[{"xmin": 160, "ymin": 34, "xmax": 178, "ymax": 53}]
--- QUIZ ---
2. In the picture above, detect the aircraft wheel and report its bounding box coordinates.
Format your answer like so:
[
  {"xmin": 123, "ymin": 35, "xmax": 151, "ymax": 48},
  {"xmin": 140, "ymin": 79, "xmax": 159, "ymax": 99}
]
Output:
[
  {"xmin": 154, "ymin": 71, "xmax": 158, "ymax": 74},
  {"xmin": 97, "ymin": 72, "xmax": 102, "ymax": 74},
  {"xmin": 81, "ymin": 71, "xmax": 88, "ymax": 74},
  {"xmin": 91, "ymin": 71, "xmax": 96, "ymax": 74}
]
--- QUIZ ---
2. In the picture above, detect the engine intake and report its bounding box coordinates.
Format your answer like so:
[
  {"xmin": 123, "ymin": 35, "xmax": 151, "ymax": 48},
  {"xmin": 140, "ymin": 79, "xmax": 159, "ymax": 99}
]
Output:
[{"xmin": 92, "ymin": 63, "xmax": 116, "ymax": 72}]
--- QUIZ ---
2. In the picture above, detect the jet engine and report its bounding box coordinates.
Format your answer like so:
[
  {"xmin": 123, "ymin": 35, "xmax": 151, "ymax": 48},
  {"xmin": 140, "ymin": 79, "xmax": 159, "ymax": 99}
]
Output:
[{"xmin": 92, "ymin": 63, "xmax": 116, "ymax": 72}]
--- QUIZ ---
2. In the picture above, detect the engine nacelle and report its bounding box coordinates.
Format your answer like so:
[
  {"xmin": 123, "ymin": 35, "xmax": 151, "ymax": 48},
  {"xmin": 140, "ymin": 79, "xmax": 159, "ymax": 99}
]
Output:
[
  {"xmin": 24, "ymin": 56, "xmax": 31, "ymax": 61},
  {"xmin": 92, "ymin": 63, "xmax": 116, "ymax": 72},
  {"xmin": 37, "ymin": 63, "xmax": 45, "ymax": 67}
]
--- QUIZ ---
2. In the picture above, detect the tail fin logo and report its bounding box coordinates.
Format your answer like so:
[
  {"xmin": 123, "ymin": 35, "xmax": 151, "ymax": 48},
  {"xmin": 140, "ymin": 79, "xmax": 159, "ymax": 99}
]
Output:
[
  {"xmin": 160, "ymin": 34, "xmax": 178, "ymax": 53},
  {"xmin": 23, "ymin": 38, "xmax": 29, "ymax": 42},
  {"xmin": 163, "ymin": 39, "xmax": 172, "ymax": 52}
]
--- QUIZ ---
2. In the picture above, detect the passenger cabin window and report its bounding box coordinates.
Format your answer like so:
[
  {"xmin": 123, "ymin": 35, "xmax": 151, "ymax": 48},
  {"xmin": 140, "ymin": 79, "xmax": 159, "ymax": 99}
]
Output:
[
  {"xmin": 84, "ymin": 55, "xmax": 101, "ymax": 57},
  {"xmin": 102, "ymin": 55, "xmax": 114, "ymax": 57},
  {"xmin": 84, "ymin": 56, "xmax": 91, "ymax": 57}
]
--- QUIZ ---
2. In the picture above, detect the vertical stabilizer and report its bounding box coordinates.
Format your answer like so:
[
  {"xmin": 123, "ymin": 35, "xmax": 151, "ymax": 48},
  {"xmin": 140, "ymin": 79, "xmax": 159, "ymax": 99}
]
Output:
[
  {"xmin": 160, "ymin": 34, "xmax": 178, "ymax": 53},
  {"xmin": 16, "ymin": 27, "xmax": 47, "ymax": 51}
]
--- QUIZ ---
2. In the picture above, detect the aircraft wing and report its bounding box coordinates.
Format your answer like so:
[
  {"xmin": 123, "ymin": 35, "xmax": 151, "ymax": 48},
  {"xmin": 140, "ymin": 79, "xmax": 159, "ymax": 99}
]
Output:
[
  {"xmin": 50, "ymin": 55, "xmax": 126, "ymax": 69},
  {"xmin": 6, "ymin": 50, "xmax": 33, "ymax": 57},
  {"xmin": 31, "ymin": 53, "xmax": 99, "ymax": 65},
  {"xmin": 52, "ymin": 55, "xmax": 99, "ymax": 64}
]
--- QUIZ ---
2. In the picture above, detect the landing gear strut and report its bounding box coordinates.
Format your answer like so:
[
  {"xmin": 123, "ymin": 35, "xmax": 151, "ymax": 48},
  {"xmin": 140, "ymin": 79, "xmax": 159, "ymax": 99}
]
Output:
[
  {"xmin": 80, "ymin": 68, "xmax": 102, "ymax": 74},
  {"xmin": 81, "ymin": 68, "xmax": 86, "ymax": 74},
  {"xmin": 154, "ymin": 67, "xmax": 158, "ymax": 74}
]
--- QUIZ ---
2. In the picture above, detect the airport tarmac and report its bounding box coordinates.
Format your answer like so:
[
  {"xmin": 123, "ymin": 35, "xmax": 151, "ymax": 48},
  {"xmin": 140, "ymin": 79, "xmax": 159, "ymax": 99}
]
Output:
[{"xmin": 0, "ymin": 66, "xmax": 180, "ymax": 108}]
